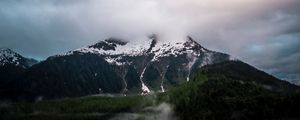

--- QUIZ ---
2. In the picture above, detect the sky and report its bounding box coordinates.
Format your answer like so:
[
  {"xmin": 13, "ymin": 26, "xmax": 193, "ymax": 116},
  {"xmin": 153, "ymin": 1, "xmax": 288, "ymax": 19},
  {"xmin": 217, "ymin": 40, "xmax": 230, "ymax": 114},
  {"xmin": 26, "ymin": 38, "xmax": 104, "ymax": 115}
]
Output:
[{"xmin": 0, "ymin": 0, "xmax": 300, "ymax": 85}]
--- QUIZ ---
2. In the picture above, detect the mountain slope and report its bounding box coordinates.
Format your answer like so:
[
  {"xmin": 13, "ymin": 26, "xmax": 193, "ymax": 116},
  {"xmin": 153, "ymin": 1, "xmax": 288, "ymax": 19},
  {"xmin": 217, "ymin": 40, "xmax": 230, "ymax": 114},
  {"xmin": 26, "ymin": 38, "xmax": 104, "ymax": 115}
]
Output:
[
  {"xmin": 1, "ymin": 61, "xmax": 299, "ymax": 120},
  {"xmin": 169, "ymin": 60, "xmax": 300, "ymax": 120},
  {"xmin": 22, "ymin": 53, "xmax": 125, "ymax": 99},
  {"xmin": 197, "ymin": 61, "xmax": 299, "ymax": 91}
]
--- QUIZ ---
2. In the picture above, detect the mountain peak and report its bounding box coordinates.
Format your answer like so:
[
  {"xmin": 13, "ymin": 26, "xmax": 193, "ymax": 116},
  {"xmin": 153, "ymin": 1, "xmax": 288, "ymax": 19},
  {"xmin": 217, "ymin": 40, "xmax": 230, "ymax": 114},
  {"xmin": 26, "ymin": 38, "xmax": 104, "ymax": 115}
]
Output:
[
  {"xmin": 149, "ymin": 36, "xmax": 207, "ymax": 61},
  {"xmin": 185, "ymin": 36, "xmax": 201, "ymax": 47},
  {"xmin": 146, "ymin": 35, "xmax": 158, "ymax": 53},
  {"xmin": 184, "ymin": 36, "xmax": 207, "ymax": 51},
  {"xmin": 0, "ymin": 47, "xmax": 14, "ymax": 53},
  {"xmin": 66, "ymin": 35, "xmax": 209, "ymax": 61},
  {"xmin": 0, "ymin": 48, "xmax": 21, "ymax": 58},
  {"xmin": 89, "ymin": 38, "xmax": 128, "ymax": 51},
  {"xmin": 0, "ymin": 48, "xmax": 23, "ymax": 67},
  {"xmin": 67, "ymin": 37, "xmax": 153, "ymax": 56},
  {"xmin": 0, "ymin": 48, "xmax": 38, "ymax": 68}
]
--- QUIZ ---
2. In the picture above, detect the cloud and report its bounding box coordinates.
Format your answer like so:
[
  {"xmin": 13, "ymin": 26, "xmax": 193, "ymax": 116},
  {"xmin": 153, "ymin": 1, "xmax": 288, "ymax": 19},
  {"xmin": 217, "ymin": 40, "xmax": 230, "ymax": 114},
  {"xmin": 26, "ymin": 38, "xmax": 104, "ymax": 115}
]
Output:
[{"xmin": 0, "ymin": 0, "xmax": 299, "ymax": 83}]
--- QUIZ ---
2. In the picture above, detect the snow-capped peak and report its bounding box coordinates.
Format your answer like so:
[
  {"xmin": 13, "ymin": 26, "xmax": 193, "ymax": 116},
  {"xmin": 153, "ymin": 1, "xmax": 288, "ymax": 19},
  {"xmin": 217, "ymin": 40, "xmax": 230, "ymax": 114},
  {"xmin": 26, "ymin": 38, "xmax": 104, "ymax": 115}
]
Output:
[
  {"xmin": 67, "ymin": 35, "xmax": 206, "ymax": 55},
  {"xmin": 67, "ymin": 38, "xmax": 153, "ymax": 56},
  {"xmin": 150, "ymin": 36, "xmax": 208, "ymax": 61},
  {"xmin": 0, "ymin": 48, "xmax": 22, "ymax": 67},
  {"xmin": 0, "ymin": 48, "xmax": 38, "ymax": 68},
  {"xmin": 63, "ymin": 36, "xmax": 211, "ymax": 66}
]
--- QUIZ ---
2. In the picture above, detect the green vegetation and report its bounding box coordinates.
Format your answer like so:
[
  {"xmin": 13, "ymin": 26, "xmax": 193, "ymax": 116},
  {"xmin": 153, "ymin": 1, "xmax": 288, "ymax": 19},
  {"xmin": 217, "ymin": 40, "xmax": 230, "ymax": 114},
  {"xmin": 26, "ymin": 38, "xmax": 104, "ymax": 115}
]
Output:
[
  {"xmin": 1, "ymin": 61, "xmax": 300, "ymax": 120},
  {"xmin": 168, "ymin": 61, "xmax": 300, "ymax": 120},
  {"xmin": 0, "ymin": 95, "xmax": 160, "ymax": 120},
  {"xmin": 169, "ymin": 73, "xmax": 300, "ymax": 120}
]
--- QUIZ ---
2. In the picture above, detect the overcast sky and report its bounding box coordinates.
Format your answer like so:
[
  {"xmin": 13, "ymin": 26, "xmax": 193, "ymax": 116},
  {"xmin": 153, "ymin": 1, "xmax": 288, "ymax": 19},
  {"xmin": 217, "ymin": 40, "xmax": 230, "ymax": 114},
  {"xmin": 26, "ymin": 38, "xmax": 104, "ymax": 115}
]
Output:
[{"xmin": 0, "ymin": 0, "xmax": 300, "ymax": 85}]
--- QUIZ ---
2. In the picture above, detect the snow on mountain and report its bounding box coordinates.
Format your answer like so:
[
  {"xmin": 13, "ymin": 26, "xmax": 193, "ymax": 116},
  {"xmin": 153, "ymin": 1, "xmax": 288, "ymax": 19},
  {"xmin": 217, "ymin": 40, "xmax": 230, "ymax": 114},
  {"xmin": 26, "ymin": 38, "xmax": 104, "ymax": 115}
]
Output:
[
  {"xmin": 150, "ymin": 36, "xmax": 206, "ymax": 61},
  {"xmin": 44, "ymin": 36, "xmax": 233, "ymax": 95},
  {"xmin": 0, "ymin": 48, "xmax": 38, "ymax": 68},
  {"xmin": 0, "ymin": 48, "xmax": 23, "ymax": 66},
  {"xmin": 67, "ymin": 38, "xmax": 152, "ymax": 56},
  {"xmin": 64, "ymin": 36, "xmax": 218, "ymax": 67}
]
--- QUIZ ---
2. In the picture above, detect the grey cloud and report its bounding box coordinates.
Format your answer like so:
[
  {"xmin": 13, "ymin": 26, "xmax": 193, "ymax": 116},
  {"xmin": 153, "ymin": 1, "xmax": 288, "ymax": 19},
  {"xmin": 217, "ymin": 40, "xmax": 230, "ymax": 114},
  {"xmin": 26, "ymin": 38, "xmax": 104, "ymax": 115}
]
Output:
[{"xmin": 0, "ymin": 0, "xmax": 299, "ymax": 83}]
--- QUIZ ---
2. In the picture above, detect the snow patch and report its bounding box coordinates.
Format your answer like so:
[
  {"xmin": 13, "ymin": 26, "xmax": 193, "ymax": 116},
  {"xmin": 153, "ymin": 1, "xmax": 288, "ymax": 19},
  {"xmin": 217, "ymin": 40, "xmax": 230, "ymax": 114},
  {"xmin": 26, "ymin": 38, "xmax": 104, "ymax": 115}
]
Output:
[
  {"xmin": 160, "ymin": 85, "xmax": 165, "ymax": 92},
  {"xmin": 141, "ymin": 83, "xmax": 150, "ymax": 95},
  {"xmin": 104, "ymin": 56, "xmax": 126, "ymax": 66},
  {"xmin": 140, "ymin": 66, "xmax": 151, "ymax": 95}
]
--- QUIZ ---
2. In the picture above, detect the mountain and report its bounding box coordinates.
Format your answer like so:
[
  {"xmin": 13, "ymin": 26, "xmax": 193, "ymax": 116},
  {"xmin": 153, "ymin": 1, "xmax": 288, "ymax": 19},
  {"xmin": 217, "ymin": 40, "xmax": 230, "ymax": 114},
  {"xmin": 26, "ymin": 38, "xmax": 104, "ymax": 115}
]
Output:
[
  {"xmin": 0, "ymin": 48, "xmax": 38, "ymax": 68},
  {"xmin": 16, "ymin": 36, "xmax": 232, "ymax": 99},
  {"xmin": 1, "ymin": 36, "xmax": 298, "ymax": 101},
  {"xmin": 0, "ymin": 48, "xmax": 38, "ymax": 100}
]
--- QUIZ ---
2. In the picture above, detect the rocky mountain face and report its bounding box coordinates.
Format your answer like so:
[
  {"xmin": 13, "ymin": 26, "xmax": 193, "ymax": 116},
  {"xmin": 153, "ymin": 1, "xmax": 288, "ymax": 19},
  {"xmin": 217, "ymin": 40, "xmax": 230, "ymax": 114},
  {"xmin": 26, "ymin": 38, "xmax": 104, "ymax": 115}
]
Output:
[{"xmin": 16, "ymin": 36, "xmax": 231, "ymax": 99}]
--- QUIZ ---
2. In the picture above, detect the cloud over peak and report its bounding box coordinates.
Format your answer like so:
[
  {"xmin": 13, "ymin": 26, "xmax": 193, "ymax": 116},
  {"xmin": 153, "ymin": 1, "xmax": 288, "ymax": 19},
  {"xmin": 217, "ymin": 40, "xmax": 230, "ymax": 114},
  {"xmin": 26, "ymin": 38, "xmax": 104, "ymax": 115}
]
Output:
[{"xmin": 0, "ymin": 0, "xmax": 300, "ymax": 83}]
